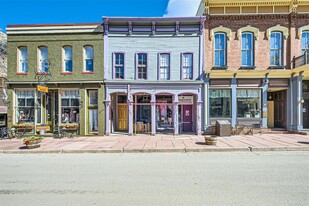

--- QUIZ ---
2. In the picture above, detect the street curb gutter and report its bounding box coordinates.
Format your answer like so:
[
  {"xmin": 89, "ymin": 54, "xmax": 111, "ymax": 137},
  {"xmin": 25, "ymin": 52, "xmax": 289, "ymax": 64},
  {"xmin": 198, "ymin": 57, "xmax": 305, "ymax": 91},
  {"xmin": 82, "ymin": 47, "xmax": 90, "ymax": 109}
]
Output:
[{"xmin": 1, "ymin": 146, "xmax": 309, "ymax": 154}]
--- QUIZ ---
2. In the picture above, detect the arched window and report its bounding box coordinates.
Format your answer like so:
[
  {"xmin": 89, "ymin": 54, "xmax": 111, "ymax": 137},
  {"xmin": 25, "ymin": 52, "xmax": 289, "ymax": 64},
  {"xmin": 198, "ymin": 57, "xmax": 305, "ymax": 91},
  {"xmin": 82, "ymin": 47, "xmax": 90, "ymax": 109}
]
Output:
[
  {"xmin": 38, "ymin": 46, "xmax": 48, "ymax": 72},
  {"xmin": 270, "ymin": 32, "xmax": 283, "ymax": 66},
  {"xmin": 63, "ymin": 46, "xmax": 73, "ymax": 72},
  {"xmin": 84, "ymin": 46, "xmax": 94, "ymax": 72},
  {"xmin": 241, "ymin": 32, "xmax": 254, "ymax": 67},
  {"xmin": 18, "ymin": 47, "xmax": 28, "ymax": 72},
  {"xmin": 302, "ymin": 31, "xmax": 309, "ymax": 54},
  {"xmin": 214, "ymin": 33, "xmax": 226, "ymax": 67}
]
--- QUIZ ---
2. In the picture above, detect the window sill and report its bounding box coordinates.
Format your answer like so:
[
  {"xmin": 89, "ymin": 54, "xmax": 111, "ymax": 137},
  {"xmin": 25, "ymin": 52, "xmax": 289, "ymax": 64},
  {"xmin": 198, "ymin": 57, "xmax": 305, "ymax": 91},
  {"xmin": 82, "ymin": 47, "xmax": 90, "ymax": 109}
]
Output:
[
  {"xmin": 82, "ymin": 72, "xmax": 94, "ymax": 74},
  {"xmin": 16, "ymin": 72, "xmax": 28, "ymax": 75},
  {"xmin": 268, "ymin": 66, "xmax": 286, "ymax": 69},
  {"xmin": 61, "ymin": 72, "xmax": 73, "ymax": 75},
  {"xmin": 240, "ymin": 66, "xmax": 256, "ymax": 70},
  {"xmin": 36, "ymin": 72, "xmax": 50, "ymax": 75},
  {"xmin": 212, "ymin": 66, "xmax": 228, "ymax": 70}
]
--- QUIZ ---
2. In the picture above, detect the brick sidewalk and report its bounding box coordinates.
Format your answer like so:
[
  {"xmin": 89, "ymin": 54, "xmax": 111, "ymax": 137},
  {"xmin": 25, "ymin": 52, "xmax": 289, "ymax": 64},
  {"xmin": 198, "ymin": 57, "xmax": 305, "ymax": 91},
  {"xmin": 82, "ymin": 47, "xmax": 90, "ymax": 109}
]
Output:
[{"xmin": 1, "ymin": 134, "xmax": 309, "ymax": 153}]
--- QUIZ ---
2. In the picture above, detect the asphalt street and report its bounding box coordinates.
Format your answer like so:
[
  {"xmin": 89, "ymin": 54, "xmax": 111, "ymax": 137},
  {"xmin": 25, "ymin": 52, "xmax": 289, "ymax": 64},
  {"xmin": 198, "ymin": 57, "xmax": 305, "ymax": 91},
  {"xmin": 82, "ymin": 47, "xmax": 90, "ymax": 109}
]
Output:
[{"xmin": 0, "ymin": 152, "xmax": 308, "ymax": 206}]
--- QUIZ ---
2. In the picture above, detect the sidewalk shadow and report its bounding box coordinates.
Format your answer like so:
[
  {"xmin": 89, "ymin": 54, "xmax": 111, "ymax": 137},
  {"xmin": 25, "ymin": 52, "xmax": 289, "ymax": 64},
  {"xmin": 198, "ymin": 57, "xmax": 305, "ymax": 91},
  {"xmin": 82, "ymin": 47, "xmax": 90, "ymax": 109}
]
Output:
[
  {"xmin": 195, "ymin": 142, "xmax": 207, "ymax": 145},
  {"xmin": 297, "ymin": 141, "xmax": 309, "ymax": 145}
]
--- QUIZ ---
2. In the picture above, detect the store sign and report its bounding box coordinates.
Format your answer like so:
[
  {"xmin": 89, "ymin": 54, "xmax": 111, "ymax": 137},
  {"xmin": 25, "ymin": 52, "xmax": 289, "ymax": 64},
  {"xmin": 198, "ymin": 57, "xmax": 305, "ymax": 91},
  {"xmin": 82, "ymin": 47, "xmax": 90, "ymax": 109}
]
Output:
[
  {"xmin": 179, "ymin": 96, "xmax": 193, "ymax": 105},
  {"xmin": 37, "ymin": 85, "xmax": 48, "ymax": 93}
]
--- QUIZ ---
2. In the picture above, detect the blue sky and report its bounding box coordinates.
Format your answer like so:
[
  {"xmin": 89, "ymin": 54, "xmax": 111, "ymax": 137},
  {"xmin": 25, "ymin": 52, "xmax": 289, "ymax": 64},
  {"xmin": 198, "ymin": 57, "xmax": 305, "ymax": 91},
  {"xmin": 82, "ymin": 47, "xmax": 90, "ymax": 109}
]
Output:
[{"xmin": 0, "ymin": 0, "xmax": 201, "ymax": 32}]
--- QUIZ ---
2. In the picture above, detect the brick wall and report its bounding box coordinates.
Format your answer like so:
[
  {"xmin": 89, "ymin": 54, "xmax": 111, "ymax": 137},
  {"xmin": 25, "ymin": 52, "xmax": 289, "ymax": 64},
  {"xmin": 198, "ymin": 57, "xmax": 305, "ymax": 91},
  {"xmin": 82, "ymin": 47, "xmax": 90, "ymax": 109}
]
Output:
[{"xmin": 205, "ymin": 14, "xmax": 309, "ymax": 72}]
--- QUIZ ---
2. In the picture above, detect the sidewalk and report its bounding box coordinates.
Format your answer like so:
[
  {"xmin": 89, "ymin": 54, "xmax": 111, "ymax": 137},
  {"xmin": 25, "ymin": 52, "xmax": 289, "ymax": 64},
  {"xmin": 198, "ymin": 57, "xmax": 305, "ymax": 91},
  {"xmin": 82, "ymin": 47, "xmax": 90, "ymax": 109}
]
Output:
[{"xmin": 1, "ymin": 134, "xmax": 309, "ymax": 153}]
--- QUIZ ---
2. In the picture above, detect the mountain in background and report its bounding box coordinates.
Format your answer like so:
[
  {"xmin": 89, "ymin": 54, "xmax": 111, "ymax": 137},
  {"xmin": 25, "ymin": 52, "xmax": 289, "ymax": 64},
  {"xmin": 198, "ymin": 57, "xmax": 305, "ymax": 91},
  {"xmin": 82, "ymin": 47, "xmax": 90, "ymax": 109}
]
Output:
[{"xmin": 0, "ymin": 31, "xmax": 7, "ymax": 78}]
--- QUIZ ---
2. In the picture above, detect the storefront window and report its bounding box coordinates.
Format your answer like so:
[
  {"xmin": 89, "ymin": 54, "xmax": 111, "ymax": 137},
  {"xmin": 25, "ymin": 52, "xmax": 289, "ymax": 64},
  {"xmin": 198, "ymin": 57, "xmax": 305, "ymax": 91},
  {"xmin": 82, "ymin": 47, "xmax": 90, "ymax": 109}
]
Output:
[
  {"xmin": 134, "ymin": 95, "xmax": 151, "ymax": 133},
  {"xmin": 237, "ymin": 89, "xmax": 261, "ymax": 118},
  {"xmin": 61, "ymin": 90, "xmax": 80, "ymax": 123},
  {"xmin": 156, "ymin": 95, "xmax": 174, "ymax": 133},
  {"xmin": 209, "ymin": 89, "xmax": 231, "ymax": 118},
  {"xmin": 16, "ymin": 90, "xmax": 40, "ymax": 123}
]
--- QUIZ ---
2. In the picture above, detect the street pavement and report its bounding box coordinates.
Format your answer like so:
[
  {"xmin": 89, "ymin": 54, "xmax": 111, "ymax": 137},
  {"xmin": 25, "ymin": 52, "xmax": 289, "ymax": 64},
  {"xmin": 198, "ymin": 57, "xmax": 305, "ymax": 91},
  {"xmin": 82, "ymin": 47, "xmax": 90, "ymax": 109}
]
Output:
[
  {"xmin": 0, "ymin": 152, "xmax": 308, "ymax": 205},
  {"xmin": 0, "ymin": 134, "xmax": 309, "ymax": 153}
]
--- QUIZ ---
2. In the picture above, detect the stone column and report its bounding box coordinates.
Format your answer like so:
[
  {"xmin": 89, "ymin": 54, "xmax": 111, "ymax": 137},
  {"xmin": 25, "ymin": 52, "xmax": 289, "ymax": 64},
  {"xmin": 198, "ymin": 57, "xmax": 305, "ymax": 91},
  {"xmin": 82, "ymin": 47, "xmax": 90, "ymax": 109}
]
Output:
[
  {"xmin": 297, "ymin": 74, "xmax": 303, "ymax": 131},
  {"xmin": 151, "ymin": 94, "xmax": 156, "ymax": 136},
  {"xmin": 173, "ymin": 95, "xmax": 179, "ymax": 135},
  {"xmin": 231, "ymin": 78, "xmax": 237, "ymax": 128},
  {"xmin": 196, "ymin": 101, "xmax": 202, "ymax": 136},
  {"xmin": 204, "ymin": 77, "xmax": 209, "ymax": 130},
  {"xmin": 262, "ymin": 78, "xmax": 269, "ymax": 128},
  {"xmin": 98, "ymin": 85, "xmax": 105, "ymax": 136},
  {"xmin": 128, "ymin": 100, "xmax": 133, "ymax": 136}
]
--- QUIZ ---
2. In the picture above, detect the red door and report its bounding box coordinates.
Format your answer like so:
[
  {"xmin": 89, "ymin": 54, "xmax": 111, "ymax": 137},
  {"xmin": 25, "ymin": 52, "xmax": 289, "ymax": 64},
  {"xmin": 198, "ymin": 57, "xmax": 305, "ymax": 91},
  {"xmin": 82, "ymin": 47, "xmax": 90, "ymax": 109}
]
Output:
[{"xmin": 182, "ymin": 105, "xmax": 193, "ymax": 132}]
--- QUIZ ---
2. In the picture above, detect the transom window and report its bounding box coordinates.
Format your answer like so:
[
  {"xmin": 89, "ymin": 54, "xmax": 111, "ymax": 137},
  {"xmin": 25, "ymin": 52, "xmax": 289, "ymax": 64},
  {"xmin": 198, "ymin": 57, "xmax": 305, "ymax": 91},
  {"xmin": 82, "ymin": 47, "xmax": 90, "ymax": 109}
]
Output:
[
  {"xmin": 63, "ymin": 46, "xmax": 72, "ymax": 72},
  {"xmin": 302, "ymin": 31, "xmax": 309, "ymax": 54},
  {"xmin": 159, "ymin": 53, "xmax": 170, "ymax": 80},
  {"xmin": 114, "ymin": 53, "xmax": 124, "ymax": 79},
  {"xmin": 214, "ymin": 33, "xmax": 226, "ymax": 67},
  {"xmin": 18, "ymin": 47, "xmax": 28, "ymax": 72},
  {"xmin": 241, "ymin": 32, "xmax": 254, "ymax": 67},
  {"xmin": 38, "ymin": 46, "xmax": 48, "ymax": 72},
  {"xmin": 182, "ymin": 53, "xmax": 193, "ymax": 80},
  {"xmin": 137, "ymin": 53, "xmax": 147, "ymax": 80},
  {"xmin": 84, "ymin": 46, "xmax": 94, "ymax": 72},
  {"xmin": 270, "ymin": 32, "xmax": 283, "ymax": 66}
]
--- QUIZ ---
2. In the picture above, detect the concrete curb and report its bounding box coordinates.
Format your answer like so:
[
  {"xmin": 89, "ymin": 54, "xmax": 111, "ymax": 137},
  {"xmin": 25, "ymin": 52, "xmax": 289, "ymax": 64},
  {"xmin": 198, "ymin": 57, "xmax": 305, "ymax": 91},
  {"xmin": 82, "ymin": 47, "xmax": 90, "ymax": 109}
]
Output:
[{"xmin": 1, "ymin": 146, "xmax": 309, "ymax": 154}]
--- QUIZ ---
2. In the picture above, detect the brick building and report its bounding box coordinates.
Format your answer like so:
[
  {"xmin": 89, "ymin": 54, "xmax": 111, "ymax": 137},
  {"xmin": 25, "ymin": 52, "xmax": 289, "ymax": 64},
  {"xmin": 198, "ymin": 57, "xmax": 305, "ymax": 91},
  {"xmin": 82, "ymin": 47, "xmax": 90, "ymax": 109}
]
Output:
[{"xmin": 198, "ymin": 0, "xmax": 309, "ymax": 132}]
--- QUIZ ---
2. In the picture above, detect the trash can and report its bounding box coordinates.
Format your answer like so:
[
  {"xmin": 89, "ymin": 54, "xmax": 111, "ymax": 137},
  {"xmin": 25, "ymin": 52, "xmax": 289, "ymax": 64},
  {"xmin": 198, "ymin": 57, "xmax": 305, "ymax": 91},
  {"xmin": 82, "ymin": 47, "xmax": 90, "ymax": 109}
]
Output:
[
  {"xmin": 216, "ymin": 120, "xmax": 231, "ymax": 136},
  {"xmin": 39, "ymin": 130, "xmax": 46, "ymax": 135}
]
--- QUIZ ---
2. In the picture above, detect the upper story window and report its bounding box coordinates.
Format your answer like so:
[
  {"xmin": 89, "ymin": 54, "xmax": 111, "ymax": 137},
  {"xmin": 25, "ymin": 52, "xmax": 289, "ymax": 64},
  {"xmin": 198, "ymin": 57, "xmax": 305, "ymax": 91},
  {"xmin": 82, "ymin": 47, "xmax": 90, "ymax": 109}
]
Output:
[
  {"xmin": 137, "ymin": 53, "xmax": 147, "ymax": 80},
  {"xmin": 159, "ymin": 53, "xmax": 170, "ymax": 80},
  {"xmin": 18, "ymin": 47, "xmax": 28, "ymax": 73},
  {"xmin": 214, "ymin": 33, "xmax": 226, "ymax": 67},
  {"xmin": 302, "ymin": 31, "xmax": 309, "ymax": 54},
  {"xmin": 114, "ymin": 53, "xmax": 124, "ymax": 79},
  {"xmin": 241, "ymin": 32, "xmax": 254, "ymax": 67},
  {"xmin": 63, "ymin": 46, "xmax": 72, "ymax": 72},
  {"xmin": 182, "ymin": 53, "xmax": 193, "ymax": 80},
  {"xmin": 84, "ymin": 46, "xmax": 94, "ymax": 72},
  {"xmin": 270, "ymin": 32, "xmax": 283, "ymax": 66},
  {"xmin": 38, "ymin": 46, "xmax": 48, "ymax": 72}
]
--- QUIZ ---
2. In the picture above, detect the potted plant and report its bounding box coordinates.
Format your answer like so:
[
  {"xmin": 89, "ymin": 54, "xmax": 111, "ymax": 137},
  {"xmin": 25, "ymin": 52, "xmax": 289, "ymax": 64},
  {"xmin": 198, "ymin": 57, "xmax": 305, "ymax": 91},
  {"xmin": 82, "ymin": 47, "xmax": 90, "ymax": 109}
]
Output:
[
  {"xmin": 204, "ymin": 135, "xmax": 217, "ymax": 145},
  {"xmin": 13, "ymin": 122, "xmax": 34, "ymax": 129},
  {"xmin": 23, "ymin": 136, "xmax": 43, "ymax": 149}
]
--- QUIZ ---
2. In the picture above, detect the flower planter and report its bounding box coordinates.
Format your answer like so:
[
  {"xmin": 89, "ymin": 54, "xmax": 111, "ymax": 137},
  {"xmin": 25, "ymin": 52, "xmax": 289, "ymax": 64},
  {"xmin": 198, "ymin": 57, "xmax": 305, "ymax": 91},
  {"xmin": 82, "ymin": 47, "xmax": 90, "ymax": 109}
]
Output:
[
  {"xmin": 205, "ymin": 135, "xmax": 217, "ymax": 145},
  {"xmin": 24, "ymin": 141, "xmax": 41, "ymax": 149}
]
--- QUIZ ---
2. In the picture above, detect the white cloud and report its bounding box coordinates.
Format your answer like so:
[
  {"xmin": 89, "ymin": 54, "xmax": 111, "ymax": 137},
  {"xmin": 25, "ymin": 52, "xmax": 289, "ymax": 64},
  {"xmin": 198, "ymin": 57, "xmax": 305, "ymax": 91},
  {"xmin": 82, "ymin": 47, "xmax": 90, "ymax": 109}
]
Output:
[{"xmin": 164, "ymin": 0, "xmax": 201, "ymax": 17}]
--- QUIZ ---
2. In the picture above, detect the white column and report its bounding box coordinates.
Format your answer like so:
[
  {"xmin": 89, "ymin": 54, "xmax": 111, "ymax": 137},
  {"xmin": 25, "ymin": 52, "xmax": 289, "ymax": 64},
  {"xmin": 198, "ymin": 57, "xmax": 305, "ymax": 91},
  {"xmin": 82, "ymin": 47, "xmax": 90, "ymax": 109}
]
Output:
[
  {"xmin": 151, "ymin": 94, "xmax": 156, "ymax": 136},
  {"xmin": 128, "ymin": 91, "xmax": 133, "ymax": 136},
  {"xmin": 196, "ymin": 101, "xmax": 202, "ymax": 136},
  {"xmin": 105, "ymin": 100, "xmax": 110, "ymax": 136},
  {"xmin": 173, "ymin": 95, "xmax": 179, "ymax": 135}
]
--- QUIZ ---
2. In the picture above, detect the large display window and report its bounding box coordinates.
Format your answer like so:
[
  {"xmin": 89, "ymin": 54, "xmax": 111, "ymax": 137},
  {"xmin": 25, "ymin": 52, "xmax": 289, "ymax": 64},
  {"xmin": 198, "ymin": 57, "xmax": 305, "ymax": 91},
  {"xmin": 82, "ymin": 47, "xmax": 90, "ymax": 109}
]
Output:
[
  {"xmin": 60, "ymin": 90, "xmax": 80, "ymax": 123},
  {"xmin": 237, "ymin": 89, "xmax": 261, "ymax": 118},
  {"xmin": 15, "ymin": 90, "xmax": 41, "ymax": 123},
  {"xmin": 209, "ymin": 89, "xmax": 231, "ymax": 118}
]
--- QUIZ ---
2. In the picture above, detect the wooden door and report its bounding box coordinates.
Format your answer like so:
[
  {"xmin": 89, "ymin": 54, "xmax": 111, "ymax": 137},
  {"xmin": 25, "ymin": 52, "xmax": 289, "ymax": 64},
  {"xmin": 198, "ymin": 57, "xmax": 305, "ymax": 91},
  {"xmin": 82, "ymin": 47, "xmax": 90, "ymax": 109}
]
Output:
[
  {"xmin": 182, "ymin": 105, "xmax": 193, "ymax": 132},
  {"xmin": 118, "ymin": 105, "xmax": 127, "ymax": 131},
  {"xmin": 267, "ymin": 101, "xmax": 274, "ymax": 128}
]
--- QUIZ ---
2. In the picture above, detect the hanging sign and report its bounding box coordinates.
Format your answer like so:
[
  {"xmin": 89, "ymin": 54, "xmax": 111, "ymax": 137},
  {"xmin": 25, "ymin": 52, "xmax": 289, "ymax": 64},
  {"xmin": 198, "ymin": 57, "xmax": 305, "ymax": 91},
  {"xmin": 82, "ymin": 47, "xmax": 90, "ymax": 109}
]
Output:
[{"xmin": 37, "ymin": 85, "xmax": 48, "ymax": 93}]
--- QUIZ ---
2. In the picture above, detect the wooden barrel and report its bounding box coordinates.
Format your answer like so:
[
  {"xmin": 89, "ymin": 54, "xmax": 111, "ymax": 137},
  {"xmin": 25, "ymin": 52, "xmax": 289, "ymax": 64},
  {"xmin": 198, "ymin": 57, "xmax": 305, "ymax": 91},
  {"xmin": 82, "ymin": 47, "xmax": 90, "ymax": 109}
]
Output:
[{"xmin": 205, "ymin": 135, "xmax": 217, "ymax": 145}]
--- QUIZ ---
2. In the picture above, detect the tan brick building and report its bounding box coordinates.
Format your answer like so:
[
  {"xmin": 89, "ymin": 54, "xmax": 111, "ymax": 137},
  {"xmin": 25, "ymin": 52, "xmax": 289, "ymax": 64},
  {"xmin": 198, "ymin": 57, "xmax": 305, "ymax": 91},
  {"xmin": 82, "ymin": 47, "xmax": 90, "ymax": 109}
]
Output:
[{"xmin": 198, "ymin": 0, "xmax": 309, "ymax": 132}]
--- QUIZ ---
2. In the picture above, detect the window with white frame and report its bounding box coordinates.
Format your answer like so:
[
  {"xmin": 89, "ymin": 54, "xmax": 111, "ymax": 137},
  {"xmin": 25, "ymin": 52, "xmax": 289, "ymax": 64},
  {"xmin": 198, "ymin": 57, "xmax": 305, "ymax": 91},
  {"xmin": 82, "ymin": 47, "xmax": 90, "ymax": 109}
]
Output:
[
  {"xmin": 15, "ymin": 90, "xmax": 41, "ymax": 123},
  {"xmin": 214, "ymin": 33, "xmax": 226, "ymax": 67},
  {"xmin": 63, "ymin": 46, "xmax": 73, "ymax": 72},
  {"xmin": 270, "ymin": 32, "xmax": 283, "ymax": 66},
  {"xmin": 302, "ymin": 31, "xmax": 309, "ymax": 54},
  {"xmin": 241, "ymin": 32, "xmax": 254, "ymax": 67},
  {"xmin": 182, "ymin": 53, "xmax": 193, "ymax": 80},
  {"xmin": 84, "ymin": 46, "xmax": 94, "ymax": 72},
  {"xmin": 38, "ymin": 46, "xmax": 48, "ymax": 72},
  {"xmin": 18, "ymin": 47, "xmax": 28, "ymax": 72},
  {"xmin": 137, "ymin": 53, "xmax": 147, "ymax": 79},
  {"xmin": 237, "ymin": 89, "xmax": 261, "ymax": 118},
  {"xmin": 60, "ymin": 90, "xmax": 80, "ymax": 123},
  {"xmin": 114, "ymin": 53, "xmax": 124, "ymax": 79},
  {"xmin": 89, "ymin": 90, "xmax": 98, "ymax": 106},
  {"xmin": 159, "ymin": 53, "xmax": 170, "ymax": 80}
]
